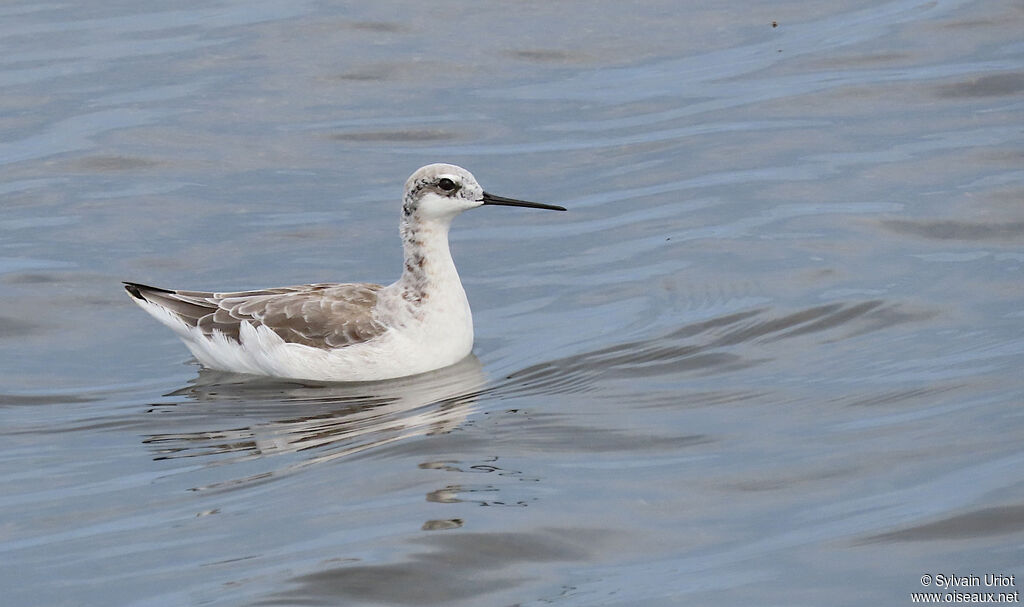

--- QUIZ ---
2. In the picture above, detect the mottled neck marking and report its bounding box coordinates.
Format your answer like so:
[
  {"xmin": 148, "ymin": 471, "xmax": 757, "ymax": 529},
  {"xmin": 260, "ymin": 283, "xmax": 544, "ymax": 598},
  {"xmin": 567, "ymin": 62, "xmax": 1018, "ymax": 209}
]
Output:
[
  {"xmin": 398, "ymin": 177, "xmax": 461, "ymax": 308},
  {"xmin": 399, "ymin": 210, "xmax": 434, "ymax": 306}
]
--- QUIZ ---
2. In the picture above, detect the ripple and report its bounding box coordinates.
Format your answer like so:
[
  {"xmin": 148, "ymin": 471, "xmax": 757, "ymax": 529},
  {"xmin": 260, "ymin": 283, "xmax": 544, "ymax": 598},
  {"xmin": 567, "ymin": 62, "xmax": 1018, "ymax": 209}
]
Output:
[
  {"xmin": 0, "ymin": 315, "xmax": 39, "ymax": 339},
  {"xmin": 267, "ymin": 528, "xmax": 615, "ymax": 606},
  {"xmin": 934, "ymin": 71, "xmax": 1024, "ymax": 98},
  {"xmin": 504, "ymin": 49, "xmax": 588, "ymax": 64},
  {"xmin": 860, "ymin": 502, "xmax": 1024, "ymax": 543},
  {"xmin": 881, "ymin": 219, "xmax": 1024, "ymax": 241},
  {"xmin": 328, "ymin": 129, "xmax": 458, "ymax": 143},
  {"xmin": 67, "ymin": 155, "xmax": 160, "ymax": 172},
  {"xmin": 499, "ymin": 300, "xmax": 935, "ymax": 396}
]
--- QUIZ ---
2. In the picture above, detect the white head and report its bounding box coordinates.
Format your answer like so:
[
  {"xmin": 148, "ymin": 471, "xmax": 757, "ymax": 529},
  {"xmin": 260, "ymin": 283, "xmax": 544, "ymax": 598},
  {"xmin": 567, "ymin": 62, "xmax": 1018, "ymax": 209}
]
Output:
[{"xmin": 402, "ymin": 163, "xmax": 565, "ymax": 222}]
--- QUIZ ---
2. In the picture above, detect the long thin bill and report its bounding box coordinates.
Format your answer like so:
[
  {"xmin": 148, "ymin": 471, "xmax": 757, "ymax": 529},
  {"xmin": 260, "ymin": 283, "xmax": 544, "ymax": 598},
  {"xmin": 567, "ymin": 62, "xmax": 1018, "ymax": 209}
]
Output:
[{"xmin": 481, "ymin": 191, "xmax": 566, "ymax": 211}]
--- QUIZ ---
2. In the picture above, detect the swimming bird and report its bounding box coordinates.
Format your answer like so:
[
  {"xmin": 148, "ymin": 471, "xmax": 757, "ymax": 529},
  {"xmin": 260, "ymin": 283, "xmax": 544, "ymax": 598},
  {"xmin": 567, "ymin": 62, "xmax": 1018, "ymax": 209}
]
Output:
[{"xmin": 124, "ymin": 163, "xmax": 565, "ymax": 381}]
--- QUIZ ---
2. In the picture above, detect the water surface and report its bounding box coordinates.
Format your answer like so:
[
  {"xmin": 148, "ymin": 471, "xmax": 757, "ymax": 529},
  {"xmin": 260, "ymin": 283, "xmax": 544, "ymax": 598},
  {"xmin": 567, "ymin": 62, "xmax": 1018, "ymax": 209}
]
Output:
[{"xmin": 1, "ymin": 1, "xmax": 1022, "ymax": 605}]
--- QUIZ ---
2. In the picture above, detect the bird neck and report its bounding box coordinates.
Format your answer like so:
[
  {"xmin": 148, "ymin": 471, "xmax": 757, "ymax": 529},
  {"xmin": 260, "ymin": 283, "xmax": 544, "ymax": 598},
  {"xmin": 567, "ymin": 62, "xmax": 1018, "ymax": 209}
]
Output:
[{"xmin": 397, "ymin": 213, "xmax": 462, "ymax": 304}]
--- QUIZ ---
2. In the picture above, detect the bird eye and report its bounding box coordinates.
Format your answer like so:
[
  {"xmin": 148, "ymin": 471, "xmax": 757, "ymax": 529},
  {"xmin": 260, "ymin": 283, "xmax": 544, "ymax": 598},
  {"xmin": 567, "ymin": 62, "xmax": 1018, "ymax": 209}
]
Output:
[{"xmin": 437, "ymin": 178, "xmax": 458, "ymax": 192}]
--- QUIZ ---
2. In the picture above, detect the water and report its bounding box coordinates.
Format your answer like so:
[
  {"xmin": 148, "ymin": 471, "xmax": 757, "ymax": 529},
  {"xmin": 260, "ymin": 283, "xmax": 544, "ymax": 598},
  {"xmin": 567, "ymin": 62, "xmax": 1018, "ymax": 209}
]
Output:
[{"xmin": 2, "ymin": 1, "xmax": 1022, "ymax": 605}]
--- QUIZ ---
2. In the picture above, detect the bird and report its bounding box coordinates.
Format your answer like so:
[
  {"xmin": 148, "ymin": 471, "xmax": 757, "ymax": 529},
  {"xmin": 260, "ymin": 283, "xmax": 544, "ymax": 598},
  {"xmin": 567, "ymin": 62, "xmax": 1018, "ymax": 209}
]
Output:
[{"xmin": 124, "ymin": 163, "xmax": 566, "ymax": 382}]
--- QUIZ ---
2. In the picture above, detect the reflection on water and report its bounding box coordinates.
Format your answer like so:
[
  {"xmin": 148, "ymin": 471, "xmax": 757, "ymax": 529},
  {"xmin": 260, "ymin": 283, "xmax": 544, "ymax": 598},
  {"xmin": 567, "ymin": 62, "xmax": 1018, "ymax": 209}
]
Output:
[
  {"xmin": 422, "ymin": 457, "xmax": 540, "ymax": 509},
  {"xmin": 143, "ymin": 356, "xmax": 486, "ymax": 488}
]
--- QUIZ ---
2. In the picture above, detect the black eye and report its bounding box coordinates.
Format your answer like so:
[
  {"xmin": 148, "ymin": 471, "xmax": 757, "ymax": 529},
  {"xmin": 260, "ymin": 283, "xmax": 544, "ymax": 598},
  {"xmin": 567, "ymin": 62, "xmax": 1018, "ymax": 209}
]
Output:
[{"xmin": 437, "ymin": 178, "xmax": 458, "ymax": 192}]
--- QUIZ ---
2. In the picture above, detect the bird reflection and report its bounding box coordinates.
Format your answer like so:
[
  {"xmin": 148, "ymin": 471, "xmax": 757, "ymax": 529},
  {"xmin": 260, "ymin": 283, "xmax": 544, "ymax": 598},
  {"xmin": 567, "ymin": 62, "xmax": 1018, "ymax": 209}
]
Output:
[{"xmin": 142, "ymin": 355, "xmax": 487, "ymax": 477}]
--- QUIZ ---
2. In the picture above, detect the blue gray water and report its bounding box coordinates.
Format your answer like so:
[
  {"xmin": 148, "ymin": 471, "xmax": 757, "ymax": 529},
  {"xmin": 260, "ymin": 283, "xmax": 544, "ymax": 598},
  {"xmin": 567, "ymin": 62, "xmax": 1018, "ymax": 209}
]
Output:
[{"xmin": 2, "ymin": 1, "xmax": 1022, "ymax": 605}]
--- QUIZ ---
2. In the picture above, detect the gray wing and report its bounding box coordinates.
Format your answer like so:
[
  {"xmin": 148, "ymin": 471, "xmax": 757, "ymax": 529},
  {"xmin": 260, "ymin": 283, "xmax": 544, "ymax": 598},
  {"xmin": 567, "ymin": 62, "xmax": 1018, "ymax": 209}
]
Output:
[{"xmin": 124, "ymin": 281, "xmax": 388, "ymax": 348}]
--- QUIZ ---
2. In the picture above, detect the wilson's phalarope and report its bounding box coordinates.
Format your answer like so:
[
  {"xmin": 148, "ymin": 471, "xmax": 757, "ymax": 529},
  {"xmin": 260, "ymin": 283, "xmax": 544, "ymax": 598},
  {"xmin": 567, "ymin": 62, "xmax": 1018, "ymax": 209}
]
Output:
[{"xmin": 124, "ymin": 163, "xmax": 565, "ymax": 381}]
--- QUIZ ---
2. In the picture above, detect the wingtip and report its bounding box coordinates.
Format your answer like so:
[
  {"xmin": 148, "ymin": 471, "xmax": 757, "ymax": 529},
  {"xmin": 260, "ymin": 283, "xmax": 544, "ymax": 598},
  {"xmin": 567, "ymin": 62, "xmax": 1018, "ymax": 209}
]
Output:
[
  {"xmin": 123, "ymin": 282, "xmax": 144, "ymax": 300},
  {"xmin": 123, "ymin": 281, "xmax": 173, "ymax": 301}
]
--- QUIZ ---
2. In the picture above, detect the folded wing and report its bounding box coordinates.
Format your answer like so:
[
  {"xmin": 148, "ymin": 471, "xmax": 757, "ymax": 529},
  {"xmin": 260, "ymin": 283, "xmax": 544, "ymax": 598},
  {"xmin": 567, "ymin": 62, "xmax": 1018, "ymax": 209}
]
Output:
[{"xmin": 124, "ymin": 282, "xmax": 387, "ymax": 349}]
